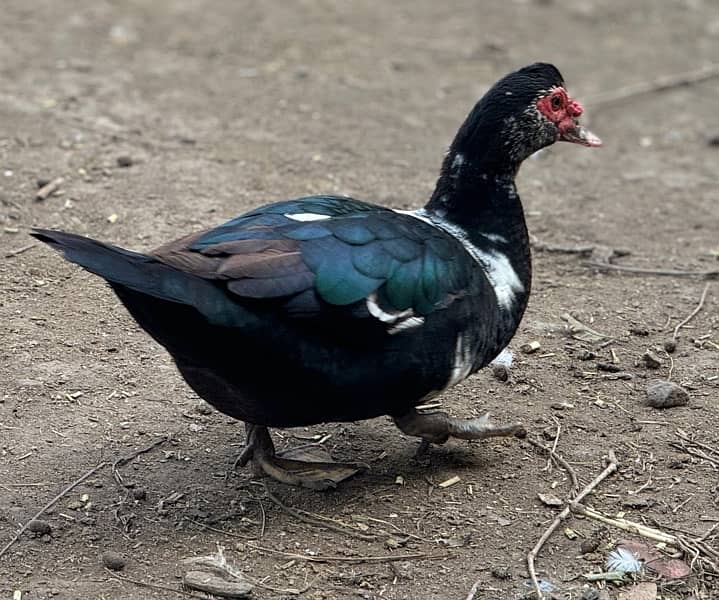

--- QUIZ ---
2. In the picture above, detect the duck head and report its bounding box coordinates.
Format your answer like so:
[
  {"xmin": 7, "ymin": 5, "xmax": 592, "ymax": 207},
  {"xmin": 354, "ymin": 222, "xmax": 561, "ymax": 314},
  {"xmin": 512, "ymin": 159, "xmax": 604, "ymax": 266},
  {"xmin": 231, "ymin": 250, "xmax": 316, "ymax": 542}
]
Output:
[{"xmin": 449, "ymin": 63, "xmax": 601, "ymax": 175}]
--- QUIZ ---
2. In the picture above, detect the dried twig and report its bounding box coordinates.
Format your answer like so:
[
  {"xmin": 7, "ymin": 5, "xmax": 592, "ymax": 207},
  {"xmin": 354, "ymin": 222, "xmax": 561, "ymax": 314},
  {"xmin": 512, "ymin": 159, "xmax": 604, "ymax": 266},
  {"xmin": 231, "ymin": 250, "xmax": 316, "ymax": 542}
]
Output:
[
  {"xmin": 670, "ymin": 443, "xmax": 719, "ymax": 469},
  {"xmin": 585, "ymin": 262, "xmax": 719, "ymax": 280},
  {"xmin": 532, "ymin": 240, "xmax": 597, "ymax": 255},
  {"xmin": 244, "ymin": 573, "xmax": 314, "ymax": 596},
  {"xmin": 525, "ymin": 438, "xmax": 579, "ymax": 495},
  {"xmin": 465, "ymin": 579, "xmax": 482, "ymax": 600},
  {"xmin": 676, "ymin": 430, "xmax": 719, "ymax": 458},
  {"xmin": 35, "ymin": 177, "xmax": 64, "ymax": 201},
  {"xmin": 588, "ymin": 63, "xmax": 719, "ymax": 109},
  {"xmin": 184, "ymin": 518, "xmax": 258, "ymax": 541},
  {"xmin": 0, "ymin": 461, "xmax": 107, "ymax": 560},
  {"xmin": 112, "ymin": 436, "xmax": 168, "ymax": 487},
  {"xmin": 106, "ymin": 570, "xmax": 207, "ymax": 598},
  {"xmin": 544, "ymin": 420, "xmax": 561, "ymax": 473},
  {"xmin": 572, "ymin": 504, "xmax": 676, "ymax": 545},
  {"xmin": 526, "ymin": 450, "xmax": 618, "ymax": 600},
  {"xmin": 5, "ymin": 242, "xmax": 38, "ymax": 258},
  {"xmin": 673, "ymin": 283, "xmax": 711, "ymax": 340},
  {"xmin": 262, "ymin": 485, "xmax": 378, "ymax": 541},
  {"xmin": 246, "ymin": 542, "xmax": 445, "ymax": 564}
]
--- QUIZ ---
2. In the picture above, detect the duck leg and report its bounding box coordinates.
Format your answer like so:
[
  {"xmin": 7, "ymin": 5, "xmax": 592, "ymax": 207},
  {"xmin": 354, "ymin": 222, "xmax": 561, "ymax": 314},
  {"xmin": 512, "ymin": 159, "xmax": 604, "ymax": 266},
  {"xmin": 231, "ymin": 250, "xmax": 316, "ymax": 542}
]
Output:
[
  {"xmin": 236, "ymin": 423, "xmax": 362, "ymax": 490},
  {"xmin": 393, "ymin": 409, "xmax": 526, "ymax": 446}
]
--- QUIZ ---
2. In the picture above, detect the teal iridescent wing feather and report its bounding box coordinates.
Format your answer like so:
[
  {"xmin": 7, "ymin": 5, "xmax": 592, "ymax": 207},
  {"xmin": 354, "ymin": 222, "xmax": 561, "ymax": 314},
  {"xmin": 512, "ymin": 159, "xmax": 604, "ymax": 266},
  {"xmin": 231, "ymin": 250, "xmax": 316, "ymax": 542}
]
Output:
[{"xmin": 153, "ymin": 196, "xmax": 472, "ymax": 322}]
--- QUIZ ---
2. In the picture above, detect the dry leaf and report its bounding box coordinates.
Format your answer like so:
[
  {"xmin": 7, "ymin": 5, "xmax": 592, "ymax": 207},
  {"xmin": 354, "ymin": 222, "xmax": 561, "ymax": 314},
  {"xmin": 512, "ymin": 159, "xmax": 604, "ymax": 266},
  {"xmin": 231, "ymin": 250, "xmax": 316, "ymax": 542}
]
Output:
[
  {"xmin": 538, "ymin": 492, "xmax": 563, "ymax": 507},
  {"xmin": 619, "ymin": 539, "xmax": 691, "ymax": 579},
  {"xmin": 561, "ymin": 313, "xmax": 612, "ymax": 343}
]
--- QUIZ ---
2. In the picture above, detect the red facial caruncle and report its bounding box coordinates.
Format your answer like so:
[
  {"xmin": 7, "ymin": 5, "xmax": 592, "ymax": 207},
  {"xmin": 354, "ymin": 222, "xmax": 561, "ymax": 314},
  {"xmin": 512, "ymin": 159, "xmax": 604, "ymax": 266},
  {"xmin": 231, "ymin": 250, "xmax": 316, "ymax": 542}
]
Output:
[{"xmin": 536, "ymin": 87, "xmax": 602, "ymax": 147}]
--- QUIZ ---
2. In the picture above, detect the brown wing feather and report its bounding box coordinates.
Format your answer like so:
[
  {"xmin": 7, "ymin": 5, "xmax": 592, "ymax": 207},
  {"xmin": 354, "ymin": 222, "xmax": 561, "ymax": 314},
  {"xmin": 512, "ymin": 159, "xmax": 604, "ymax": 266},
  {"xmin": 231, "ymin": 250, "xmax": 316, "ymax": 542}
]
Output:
[{"xmin": 150, "ymin": 233, "xmax": 313, "ymax": 298}]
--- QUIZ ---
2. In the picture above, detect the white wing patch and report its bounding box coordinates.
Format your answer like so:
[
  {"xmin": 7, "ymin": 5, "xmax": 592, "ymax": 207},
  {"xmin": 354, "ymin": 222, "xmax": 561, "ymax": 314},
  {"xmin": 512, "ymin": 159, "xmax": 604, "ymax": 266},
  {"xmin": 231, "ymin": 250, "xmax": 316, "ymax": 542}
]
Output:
[
  {"xmin": 398, "ymin": 208, "xmax": 524, "ymax": 312},
  {"xmin": 366, "ymin": 293, "xmax": 425, "ymax": 335},
  {"xmin": 447, "ymin": 334, "xmax": 474, "ymax": 387},
  {"xmin": 284, "ymin": 213, "xmax": 331, "ymax": 222}
]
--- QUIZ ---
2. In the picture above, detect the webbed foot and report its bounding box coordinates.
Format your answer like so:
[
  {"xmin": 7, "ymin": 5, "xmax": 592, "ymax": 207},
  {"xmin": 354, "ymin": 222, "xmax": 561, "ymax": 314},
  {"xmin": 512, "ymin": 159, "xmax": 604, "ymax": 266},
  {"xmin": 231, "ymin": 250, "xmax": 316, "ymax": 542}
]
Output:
[
  {"xmin": 236, "ymin": 424, "xmax": 362, "ymax": 490},
  {"xmin": 394, "ymin": 409, "xmax": 526, "ymax": 446}
]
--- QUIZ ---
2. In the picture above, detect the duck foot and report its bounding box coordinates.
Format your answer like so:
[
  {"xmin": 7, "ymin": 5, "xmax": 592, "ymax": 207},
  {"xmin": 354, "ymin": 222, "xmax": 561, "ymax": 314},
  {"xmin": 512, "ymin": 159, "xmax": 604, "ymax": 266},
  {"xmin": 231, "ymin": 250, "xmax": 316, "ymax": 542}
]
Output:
[
  {"xmin": 394, "ymin": 409, "xmax": 526, "ymax": 446},
  {"xmin": 236, "ymin": 424, "xmax": 361, "ymax": 490}
]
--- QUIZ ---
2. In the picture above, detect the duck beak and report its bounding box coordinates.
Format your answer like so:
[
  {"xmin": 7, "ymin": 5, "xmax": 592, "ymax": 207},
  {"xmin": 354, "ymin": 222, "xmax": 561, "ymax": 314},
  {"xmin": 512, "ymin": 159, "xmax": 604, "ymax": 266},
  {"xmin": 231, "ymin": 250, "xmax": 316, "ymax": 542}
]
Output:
[{"xmin": 559, "ymin": 121, "xmax": 602, "ymax": 147}]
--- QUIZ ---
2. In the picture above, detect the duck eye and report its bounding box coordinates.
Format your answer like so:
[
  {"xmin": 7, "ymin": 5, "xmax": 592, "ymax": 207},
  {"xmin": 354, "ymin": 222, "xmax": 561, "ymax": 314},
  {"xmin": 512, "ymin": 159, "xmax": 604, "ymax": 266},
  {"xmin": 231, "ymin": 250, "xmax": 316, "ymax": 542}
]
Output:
[{"xmin": 551, "ymin": 95, "xmax": 562, "ymax": 110}]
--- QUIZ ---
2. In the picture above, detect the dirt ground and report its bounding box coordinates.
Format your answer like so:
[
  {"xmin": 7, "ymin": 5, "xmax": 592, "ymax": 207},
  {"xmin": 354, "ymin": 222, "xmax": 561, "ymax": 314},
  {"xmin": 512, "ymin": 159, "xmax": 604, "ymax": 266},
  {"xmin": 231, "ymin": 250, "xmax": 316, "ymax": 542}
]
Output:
[{"xmin": 1, "ymin": 1, "xmax": 718, "ymax": 599}]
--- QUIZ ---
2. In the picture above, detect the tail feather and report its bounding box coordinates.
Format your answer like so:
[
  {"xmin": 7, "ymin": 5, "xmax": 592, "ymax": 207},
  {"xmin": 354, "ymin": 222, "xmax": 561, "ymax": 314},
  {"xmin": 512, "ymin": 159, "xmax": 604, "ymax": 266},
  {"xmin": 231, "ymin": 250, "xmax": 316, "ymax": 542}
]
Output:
[{"xmin": 31, "ymin": 228, "xmax": 246, "ymax": 326}]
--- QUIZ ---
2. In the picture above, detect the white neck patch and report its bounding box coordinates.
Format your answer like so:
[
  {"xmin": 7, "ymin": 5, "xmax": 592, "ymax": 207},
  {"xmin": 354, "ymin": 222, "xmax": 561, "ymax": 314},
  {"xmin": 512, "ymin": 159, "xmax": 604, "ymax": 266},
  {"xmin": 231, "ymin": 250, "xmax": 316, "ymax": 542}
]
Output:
[{"xmin": 397, "ymin": 208, "xmax": 524, "ymax": 312}]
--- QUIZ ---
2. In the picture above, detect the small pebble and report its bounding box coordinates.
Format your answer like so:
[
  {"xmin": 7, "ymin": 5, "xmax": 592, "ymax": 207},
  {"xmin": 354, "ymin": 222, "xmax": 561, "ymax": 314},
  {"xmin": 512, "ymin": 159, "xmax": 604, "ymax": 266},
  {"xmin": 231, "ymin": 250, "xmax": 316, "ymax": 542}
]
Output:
[
  {"xmin": 580, "ymin": 537, "xmax": 600, "ymax": 555},
  {"xmin": 195, "ymin": 400, "xmax": 214, "ymax": 415},
  {"xmin": 578, "ymin": 350, "xmax": 597, "ymax": 361},
  {"xmin": 491, "ymin": 364, "xmax": 510, "ymax": 382},
  {"xmin": 491, "ymin": 566, "xmax": 511, "ymax": 580},
  {"xmin": 102, "ymin": 551, "xmax": 126, "ymax": 571},
  {"xmin": 629, "ymin": 326, "xmax": 649, "ymax": 336},
  {"xmin": 646, "ymin": 379, "xmax": 689, "ymax": 408},
  {"xmin": 641, "ymin": 351, "xmax": 662, "ymax": 369},
  {"xmin": 27, "ymin": 519, "xmax": 52, "ymax": 536},
  {"xmin": 36, "ymin": 177, "xmax": 52, "ymax": 188},
  {"xmin": 663, "ymin": 339, "xmax": 677, "ymax": 354},
  {"xmin": 132, "ymin": 487, "xmax": 146, "ymax": 501},
  {"xmin": 116, "ymin": 155, "xmax": 133, "ymax": 168},
  {"xmin": 596, "ymin": 362, "xmax": 622, "ymax": 373},
  {"xmin": 708, "ymin": 134, "xmax": 719, "ymax": 147}
]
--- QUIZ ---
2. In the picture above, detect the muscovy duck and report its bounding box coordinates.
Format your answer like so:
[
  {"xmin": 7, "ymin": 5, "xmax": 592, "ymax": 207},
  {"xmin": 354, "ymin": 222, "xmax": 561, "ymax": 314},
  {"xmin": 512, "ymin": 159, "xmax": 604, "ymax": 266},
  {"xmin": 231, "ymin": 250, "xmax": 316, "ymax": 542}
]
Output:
[{"xmin": 33, "ymin": 63, "xmax": 600, "ymax": 489}]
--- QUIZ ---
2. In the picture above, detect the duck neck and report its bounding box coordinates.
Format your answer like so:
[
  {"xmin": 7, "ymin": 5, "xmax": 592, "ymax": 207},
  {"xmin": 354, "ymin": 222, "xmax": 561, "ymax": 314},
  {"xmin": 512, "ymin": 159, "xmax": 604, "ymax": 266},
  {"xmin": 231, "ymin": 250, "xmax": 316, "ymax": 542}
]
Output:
[{"xmin": 424, "ymin": 151, "xmax": 532, "ymax": 347}]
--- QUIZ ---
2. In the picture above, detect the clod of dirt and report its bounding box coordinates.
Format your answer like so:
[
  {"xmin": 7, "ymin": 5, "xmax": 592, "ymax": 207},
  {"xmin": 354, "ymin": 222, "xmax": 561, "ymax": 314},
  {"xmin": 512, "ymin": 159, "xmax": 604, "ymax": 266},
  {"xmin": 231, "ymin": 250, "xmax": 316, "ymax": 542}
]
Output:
[
  {"xmin": 629, "ymin": 326, "xmax": 649, "ymax": 336},
  {"xmin": 596, "ymin": 362, "xmax": 621, "ymax": 373},
  {"xmin": 707, "ymin": 134, "xmax": 719, "ymax": 147},
  {"xmin": 116, "ymin": 155, "xmax": 134, "ymax": 168},
  {"xmin": 183, "ymin": 570, "xmax": 253, "ymax": 598},
  {"xmin": 492, "ymin": 364, "xmax": 510, "ymax": 382},
  {"xmin": 646, "ymin": 380, "xmax": 689, "ymax": 408},
  {"xmin": 102, "ymin": 551, "xmax": 126, "ymax": 571},
  {"xmin": 641, "ymin": 351, "xmax": 661, "ymax": 369},
  {"xmin": 27, "ymin": 519, "xmax": 52, "ymax": 536},
  {"xmin": 491, "ymin": 566, "xmax": 511, "ymax": 580},
  {"xmin": 580, "ymin": 537, "xmax": 600, "ymax": 555},
  {"xmin": 578, "ymin": 350, "xmax": 597, "ymax": 361},
  {"xmin": 663, "ymin": 339, "xmax": 677, "ymax": 353},
  {"xmin": 132, "ymin": 487, "xmax": 147, "ymax": 501}
]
